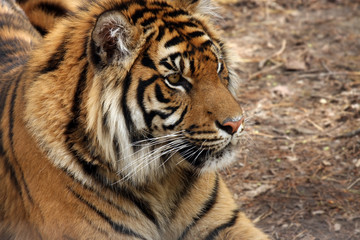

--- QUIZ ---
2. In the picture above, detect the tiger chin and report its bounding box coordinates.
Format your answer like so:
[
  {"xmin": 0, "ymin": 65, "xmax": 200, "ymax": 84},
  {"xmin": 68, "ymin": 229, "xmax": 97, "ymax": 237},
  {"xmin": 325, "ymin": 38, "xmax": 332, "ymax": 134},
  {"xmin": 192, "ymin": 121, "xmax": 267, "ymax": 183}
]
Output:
[{"xmin": 0, "ymin": 0, "xmax": 269, "ymax": 239}]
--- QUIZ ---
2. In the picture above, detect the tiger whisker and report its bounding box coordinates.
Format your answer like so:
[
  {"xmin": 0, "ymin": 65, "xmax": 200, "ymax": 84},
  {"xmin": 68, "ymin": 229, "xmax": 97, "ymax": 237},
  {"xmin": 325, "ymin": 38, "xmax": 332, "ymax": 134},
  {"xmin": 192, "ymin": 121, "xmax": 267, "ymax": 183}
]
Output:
[
  {"xmin": 117, "ymin": 140, "xmax": 190, "ymax": 182},
  {"xmin": 130, "ymin": 131, "xmax": 185, "ymax": 147},
  {"xmin": 119, "ymin": 133, "xmax": 186, "ymax": 165},
  {"xmin": 119, "ymin": 140, "xmax": 182, "ymax": 172}
]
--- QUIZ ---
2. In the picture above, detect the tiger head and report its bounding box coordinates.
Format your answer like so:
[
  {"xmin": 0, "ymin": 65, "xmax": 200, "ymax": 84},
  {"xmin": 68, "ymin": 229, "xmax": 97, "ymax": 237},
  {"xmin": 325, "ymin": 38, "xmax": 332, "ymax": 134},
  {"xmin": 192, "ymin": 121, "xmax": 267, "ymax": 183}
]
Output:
[{"xmin": 25, "ymin": 0, "xmax": 245, "ymax": 185}]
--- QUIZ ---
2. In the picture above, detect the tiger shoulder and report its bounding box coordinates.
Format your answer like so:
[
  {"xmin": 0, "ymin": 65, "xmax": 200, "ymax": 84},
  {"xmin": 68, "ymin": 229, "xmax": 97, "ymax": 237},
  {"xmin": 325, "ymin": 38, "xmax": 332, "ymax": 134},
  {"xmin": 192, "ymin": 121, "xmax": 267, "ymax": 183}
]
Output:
[{"xmin": 0, "ymin": 0, "xmax": 269, "ymax": 239}]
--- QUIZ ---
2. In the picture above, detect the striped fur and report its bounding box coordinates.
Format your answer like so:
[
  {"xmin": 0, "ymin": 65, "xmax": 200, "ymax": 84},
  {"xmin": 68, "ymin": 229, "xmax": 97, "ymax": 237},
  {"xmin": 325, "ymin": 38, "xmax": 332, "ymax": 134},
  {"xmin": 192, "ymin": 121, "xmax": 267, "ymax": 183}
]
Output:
[
  {"xmin": 16, "ymin": 0, "xmax": 79, "ymax": 35},
  {"xmin": 0, "ymin": 0, "xmax": 269, "ymax": 239}
]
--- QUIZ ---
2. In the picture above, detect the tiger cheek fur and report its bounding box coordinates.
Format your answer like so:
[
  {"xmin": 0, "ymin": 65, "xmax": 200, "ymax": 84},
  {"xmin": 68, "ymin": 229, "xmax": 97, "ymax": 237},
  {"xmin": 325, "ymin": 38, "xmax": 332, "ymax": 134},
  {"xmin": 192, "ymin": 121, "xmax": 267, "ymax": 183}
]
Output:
[{"xmin": 0, "ymin": 0, "xmax": 269, "ymax": 239}]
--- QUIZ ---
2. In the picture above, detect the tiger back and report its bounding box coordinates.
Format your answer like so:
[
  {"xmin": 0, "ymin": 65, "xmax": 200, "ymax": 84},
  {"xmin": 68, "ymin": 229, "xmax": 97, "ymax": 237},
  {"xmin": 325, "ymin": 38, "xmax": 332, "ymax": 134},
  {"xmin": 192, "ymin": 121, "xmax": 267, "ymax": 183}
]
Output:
[
  {"xmin": 0, "ymin": 0, "xmax": 269, "ymax": 239},
  {"xmin": 16, "ymin": 0, "xmax": 79, "ymax": 35}
]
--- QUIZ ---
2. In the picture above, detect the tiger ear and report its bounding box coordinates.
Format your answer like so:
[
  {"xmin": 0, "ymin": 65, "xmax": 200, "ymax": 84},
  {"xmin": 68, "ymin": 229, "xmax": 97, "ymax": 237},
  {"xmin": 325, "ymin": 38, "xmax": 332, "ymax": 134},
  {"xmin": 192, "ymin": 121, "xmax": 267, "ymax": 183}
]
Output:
[
  {"xmin": 173, "ymin": 0, "xmax": 219, "ymax": 17},
  {"xmin": 91, "ymin": 11, "xmax": 139, "ymax": 65}
]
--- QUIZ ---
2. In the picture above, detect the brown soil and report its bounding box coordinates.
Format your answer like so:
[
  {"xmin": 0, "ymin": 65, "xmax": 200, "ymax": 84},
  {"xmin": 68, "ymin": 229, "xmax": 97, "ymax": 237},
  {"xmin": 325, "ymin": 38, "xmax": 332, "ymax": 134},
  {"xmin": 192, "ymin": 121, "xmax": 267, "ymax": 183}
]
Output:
[{"xmin": 217, "ymin": 1, "xmax": 360, "ymax": 239}]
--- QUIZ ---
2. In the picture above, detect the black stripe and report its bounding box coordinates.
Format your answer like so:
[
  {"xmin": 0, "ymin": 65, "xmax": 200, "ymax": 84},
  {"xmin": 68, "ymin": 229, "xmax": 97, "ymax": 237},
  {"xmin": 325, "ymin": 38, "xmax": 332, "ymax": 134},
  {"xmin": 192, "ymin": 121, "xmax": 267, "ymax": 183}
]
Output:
[
  {"xmin": 112, "ymin": 1, "xmax": 131, "ymax": 11},
  {"xmin": 185, "ymin": 129, "xmax": 217, "ymax": 136},
  {"xmin": 178, "ymin": 175, "xmax": 219, "ymax": 240},
  {"xmin": 169, "ymin": 52, "xmax": 181, "ymax": 62},
  {"xmin": 64, "ymin": 63, "xmax": 99, "ymax": 176},
  {"xmin": 141, "ymin": 104, "xmax": 179, "ymax": 129},
  {"xmin": 189, "ymin": 59, "xmax": 195, "ymax": 74},
  {"xmin": 78, "ymin": 35, "xmax": 89, "ymax": 61},
  {"xmin": 0, "ymin": 80, "xmax": 12, "ymax": 120},
  {"xmin": 0, "ymin": 129, "xmax": 23, "ymax": 197},
  {"xmin": 131, "ymin": 9, "xmax": 146, "ymax": 24},
  {"xmin": 164, "ymin": 9, "xmax": 188, "ymax": 18},
  {"xmin": 150, "ymin": 1, "xmax": 171, "ymax": 8},
  {"xmin": 88, "ymin": 186, "xmax": 135, "ymax": 218},
  {"xmin": 8, "ymin": 72, "xmax": 34, "ymax": 204},
  {"xmin": 71, "ymin": 145, "xmax": 98, "ymax": 176},
  {"xmin": 83, "ymin": 216, "xmax": 110, "ymax": 237},
  {"xmin": 90, "ymin": 39, "xmax": 102, "ymax": 67},
  {"xmin": 164, "ymin": 21, "xmax": 198, "ymax": 30},
  {"xmin": 187, "ymin": 31, "xmax": 205, "ymax": 39},
  {"xmin": 65, "ymin": 63, "xmax": 88, "ymax": 135},
  {"xmin": 155, "ymin": 84, "xmax": 170, "ymax": 103},
  {"xmin": 144, "ymin": 31, "xmax": 155, "ymax": 44},
  {"xmin": 200, "ymin": 40, "xmax": 213, "ymax": 49},
  {"xmin": 140, "ymin": 16, "xmax": 157, "ymax": 27},
  {"xmin": 40, "ymin": 40, "xmax": 66, "ymax": 73},
  {"xmin": 2, "ymin": 157, "xmax": 23, "ymax": 205},
  {"xmin": 34, "ymin": 25, "xmax": 48, "ymax": 36},
  {"xmin": 165, "ymin": 36, "xmax": 184, "ymax": 48},
  {"xmin": 68, "ymin": 188, "xmax": 148, "ymax": 240},
  {"xmin": 113, "ymin": 0, "xmax": 146, "ymax": 11},
  {"xmin": 141, "ymin": 50, "xmax": 157, "ymax": 70},
  {"xmin": 62, "ymin": 162, "xmax": 160, "ymax": 230},
  {"xmin": 187, "ymin": 138, "xmax": 221, "ymax": 144},
  {"xmin": 156, "ymin": 25, "xmax": 165, "ymax": 41},
  {"xmin": 0, "ymin": 130, "xmax": 4, "ymax": 155},
  {"xmin": 162, "ymin": 106, "xmax": 188, "ymax": 130},
  {"xmin": 115, "ymin": 188, "xmax": 160, "ymax": 229},
  {"xmin": 137, "ymin": 75, "xmax": 159, "ymax": 128},
  {"xmin": 16, "ymin": 0, "xmax": 29, "ymax": 4},
  {"xmin": 204, "ymin": 209, "xmax": 240, "ymax": 240},
  {"xmin": 35, "ymin": 2, "xmax": 67, "ymax": 17},
  {"xmin": 177, "ymin": 77, "xmax": 192, "ymax": 93},
  {"xmin": 159, "ymin": 61, "xmax": 174, "ymax": 71},
  {"xmin": 121, "ymin": 72, "xmax": 140, "ymax": 147}
]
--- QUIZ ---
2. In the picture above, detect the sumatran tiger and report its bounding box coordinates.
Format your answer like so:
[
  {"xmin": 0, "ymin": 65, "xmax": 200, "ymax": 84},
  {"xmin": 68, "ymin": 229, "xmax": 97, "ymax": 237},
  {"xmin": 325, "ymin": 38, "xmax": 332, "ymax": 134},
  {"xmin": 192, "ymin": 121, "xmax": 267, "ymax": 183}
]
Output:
[{"xmin": 0, "ymin": 0, "xmax": 269, "ymax": 239}]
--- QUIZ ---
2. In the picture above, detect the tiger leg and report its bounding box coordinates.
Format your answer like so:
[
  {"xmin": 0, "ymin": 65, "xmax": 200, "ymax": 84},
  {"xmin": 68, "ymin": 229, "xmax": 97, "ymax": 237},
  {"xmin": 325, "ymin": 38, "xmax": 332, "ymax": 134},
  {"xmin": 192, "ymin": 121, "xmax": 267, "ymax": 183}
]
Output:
[
  {"xmin": 172, "ymin": 173, "xmax": 269, "ymax": 240},
  {"xmin": 202, "ymin": 176, "xmax": 269, "ymax": 240}
]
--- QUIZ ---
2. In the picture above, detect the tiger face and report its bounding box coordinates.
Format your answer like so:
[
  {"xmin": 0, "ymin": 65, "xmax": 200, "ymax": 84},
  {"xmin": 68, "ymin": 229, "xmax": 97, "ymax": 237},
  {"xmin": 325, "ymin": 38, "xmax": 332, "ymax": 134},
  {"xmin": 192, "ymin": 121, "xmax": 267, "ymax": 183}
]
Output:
[
  {"xmin": 129, "ymin": 24, "xmax": 244, "ymax": 171},
  {"xmin": 89, "ymin": 2, "xmax": 244, "ymax": 180},
  {"xmin": 26, "ymin": 0, "xmax": 245, "ymax": 185}
]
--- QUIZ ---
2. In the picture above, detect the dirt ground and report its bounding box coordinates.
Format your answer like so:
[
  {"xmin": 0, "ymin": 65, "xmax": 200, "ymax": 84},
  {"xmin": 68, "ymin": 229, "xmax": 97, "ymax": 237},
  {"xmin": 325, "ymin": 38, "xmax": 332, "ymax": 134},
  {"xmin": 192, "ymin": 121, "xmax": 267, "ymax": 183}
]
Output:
[{"xmin": 216, "ymin": 1, "xmax": 360, "ymax": 239}]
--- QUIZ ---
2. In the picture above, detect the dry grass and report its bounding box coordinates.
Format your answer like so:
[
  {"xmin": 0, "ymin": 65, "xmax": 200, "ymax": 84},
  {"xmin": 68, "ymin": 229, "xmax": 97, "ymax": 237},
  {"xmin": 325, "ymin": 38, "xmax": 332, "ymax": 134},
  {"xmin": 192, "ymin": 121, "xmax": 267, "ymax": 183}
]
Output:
[{"xmin": 217, "ymin": 1, "xmax": 360, "ymax": 239}]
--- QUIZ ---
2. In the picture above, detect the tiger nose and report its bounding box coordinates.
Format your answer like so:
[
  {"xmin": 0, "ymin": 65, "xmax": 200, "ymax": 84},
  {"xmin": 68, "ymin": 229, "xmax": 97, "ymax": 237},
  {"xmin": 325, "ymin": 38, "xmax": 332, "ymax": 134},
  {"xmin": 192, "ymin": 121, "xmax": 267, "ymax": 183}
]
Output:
[{"xmin": 218, "ymin": 117, "xmax": 245, "ymax": 135}]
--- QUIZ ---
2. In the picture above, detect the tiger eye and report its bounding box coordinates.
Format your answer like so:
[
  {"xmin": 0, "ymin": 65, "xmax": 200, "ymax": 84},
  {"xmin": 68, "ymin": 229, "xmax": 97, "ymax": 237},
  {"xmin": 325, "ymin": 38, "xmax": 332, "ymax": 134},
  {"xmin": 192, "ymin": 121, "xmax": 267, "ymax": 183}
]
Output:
[{"xmin": 167, "ymin": 73, "xmax": 181, "ymax": 84}]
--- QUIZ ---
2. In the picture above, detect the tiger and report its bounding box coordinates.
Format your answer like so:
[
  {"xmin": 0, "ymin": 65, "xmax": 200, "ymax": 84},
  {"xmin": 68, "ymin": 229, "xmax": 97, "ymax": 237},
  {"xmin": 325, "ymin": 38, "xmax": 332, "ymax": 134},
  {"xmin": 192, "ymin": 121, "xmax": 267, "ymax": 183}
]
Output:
[{"xmin": 0, "ymin": 0, "xmax": 269, "ymax": 239}]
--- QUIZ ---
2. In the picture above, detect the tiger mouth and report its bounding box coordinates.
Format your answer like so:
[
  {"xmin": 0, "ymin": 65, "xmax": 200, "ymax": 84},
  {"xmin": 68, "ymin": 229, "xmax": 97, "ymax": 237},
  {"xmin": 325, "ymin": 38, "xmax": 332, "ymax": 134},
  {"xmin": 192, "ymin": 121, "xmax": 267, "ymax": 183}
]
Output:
[{"xmin": 178, "ymin": 140, "xmax": 235, "ymax": 168}]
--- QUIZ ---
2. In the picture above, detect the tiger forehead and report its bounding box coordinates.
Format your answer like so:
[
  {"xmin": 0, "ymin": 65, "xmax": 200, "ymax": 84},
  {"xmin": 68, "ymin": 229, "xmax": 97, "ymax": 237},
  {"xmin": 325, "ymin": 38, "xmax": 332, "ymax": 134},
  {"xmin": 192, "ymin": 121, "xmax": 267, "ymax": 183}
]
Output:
[
  {"xmin": 156, "ymin": 30, "xmax": 222, "ymax": 72},
  {"xmin": 124, "ymin": 1, "xmax": 216, "ymax": 45}
]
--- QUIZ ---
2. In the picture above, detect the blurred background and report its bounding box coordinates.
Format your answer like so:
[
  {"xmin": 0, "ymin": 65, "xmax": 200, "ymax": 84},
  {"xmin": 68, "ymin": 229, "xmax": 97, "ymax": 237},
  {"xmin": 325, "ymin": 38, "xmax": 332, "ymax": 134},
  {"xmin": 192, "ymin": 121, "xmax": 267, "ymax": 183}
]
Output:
[{"xmin": 215, "ymin": 1, "xmax": 360, "ymax": 239}]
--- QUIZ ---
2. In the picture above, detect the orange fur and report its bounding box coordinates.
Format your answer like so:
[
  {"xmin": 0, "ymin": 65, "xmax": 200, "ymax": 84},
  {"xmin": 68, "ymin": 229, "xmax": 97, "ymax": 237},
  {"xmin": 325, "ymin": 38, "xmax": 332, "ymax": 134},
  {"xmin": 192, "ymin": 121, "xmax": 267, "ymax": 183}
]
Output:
[
  {"xmin": 16, "ymin": 0, "xmax": 79, "ymax": 35},
  {"xmin": 0, "ymin": 0, "xmax": 269, "ymax": 239}
]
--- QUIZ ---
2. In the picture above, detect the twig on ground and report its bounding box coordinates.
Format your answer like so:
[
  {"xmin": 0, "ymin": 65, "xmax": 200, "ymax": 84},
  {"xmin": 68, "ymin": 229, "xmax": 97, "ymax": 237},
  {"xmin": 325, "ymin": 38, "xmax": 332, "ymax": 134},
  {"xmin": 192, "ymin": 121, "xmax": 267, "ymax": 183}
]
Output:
[
  {"xmin": 347, "ymin": 178, "xmax": 360, "ymax": 190},
  {"xmin": 259, "ymin": 39, "xmax": 287, "ymax": 68},
  {"xmin": 306, "ymin": 119, "xmax": 324, "ymax": 132},
  {"xmin": 334, "ymin": 128, "xmax": 360, "ymax": 139},
  {"xmin": 249, "ymin": 62, "xmax": 283, "ymax": 80}
]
